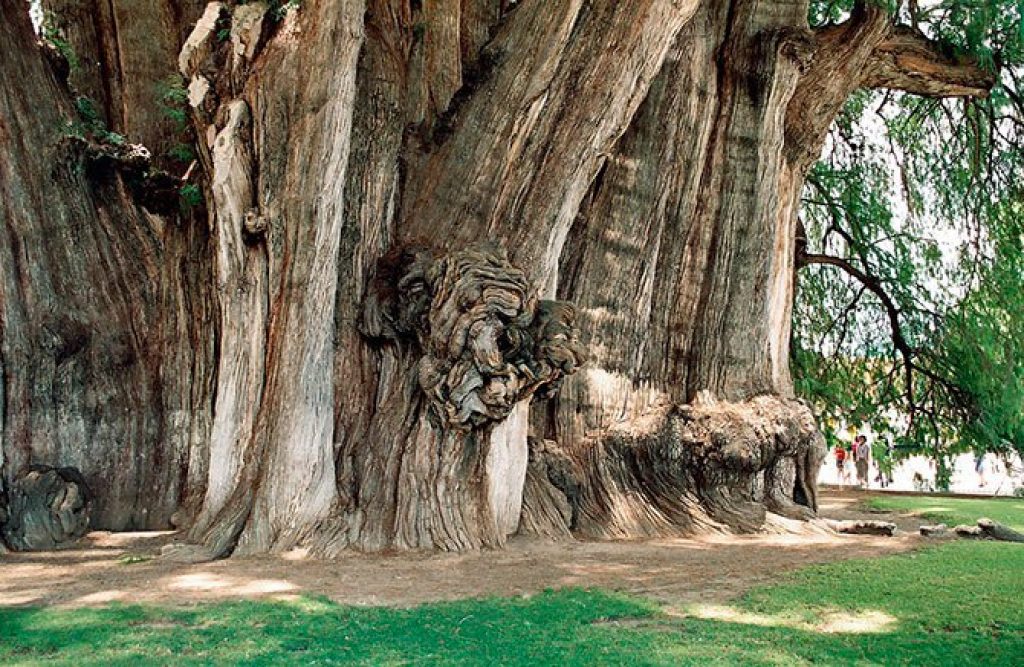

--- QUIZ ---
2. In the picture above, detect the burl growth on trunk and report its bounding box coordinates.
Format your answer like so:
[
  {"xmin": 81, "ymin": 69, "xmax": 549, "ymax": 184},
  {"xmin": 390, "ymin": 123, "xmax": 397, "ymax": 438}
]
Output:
[
  {"xmin": 354, "ymin": 244, "xmax": 824, "ymax": 551},
  {"xmin": 339, "ymin": 244, "xmax": 585, "ymax": 551},
  {"xmin": 363, "ymin": 244, "xmax": 585, "ymax": 429}
]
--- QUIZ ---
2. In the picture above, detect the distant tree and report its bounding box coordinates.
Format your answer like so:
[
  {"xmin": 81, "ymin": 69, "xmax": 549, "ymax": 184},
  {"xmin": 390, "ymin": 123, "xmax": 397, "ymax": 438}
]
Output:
[{"xmin": 794, "ymin": 1, "xmax": 1024, "ymax": 463}]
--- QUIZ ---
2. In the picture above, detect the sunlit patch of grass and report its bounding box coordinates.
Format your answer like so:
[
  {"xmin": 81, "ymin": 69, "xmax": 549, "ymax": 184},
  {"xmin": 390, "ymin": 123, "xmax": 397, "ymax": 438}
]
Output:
[
  {"xmin": 865, "ymin": 493, "xmax": 1024, "ymax": 530},
  {"xmin": 117, "ymin": 554, "xmax": 152, "ymax": 566},
  {"xmin": 683, "ymin": 603, "xmax": 897, "ymax": 634}
]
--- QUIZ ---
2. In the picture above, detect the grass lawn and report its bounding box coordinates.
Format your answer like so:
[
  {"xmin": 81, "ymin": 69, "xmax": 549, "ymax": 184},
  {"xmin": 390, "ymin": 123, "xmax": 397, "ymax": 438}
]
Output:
[
  {"xmin": 864, "ymin": 494, "xmax": 1024, "ymax": 530},
  {"xmin": 2, "ymin": 494, "xmax": 1023, "ymax": 666}
]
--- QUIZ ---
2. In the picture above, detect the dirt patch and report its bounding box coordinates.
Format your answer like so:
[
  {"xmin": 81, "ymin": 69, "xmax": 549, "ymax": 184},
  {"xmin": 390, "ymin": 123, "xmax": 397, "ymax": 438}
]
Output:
[{"xmin": 0, "ymin": 490, "xmax": 921, "ymax": 609}]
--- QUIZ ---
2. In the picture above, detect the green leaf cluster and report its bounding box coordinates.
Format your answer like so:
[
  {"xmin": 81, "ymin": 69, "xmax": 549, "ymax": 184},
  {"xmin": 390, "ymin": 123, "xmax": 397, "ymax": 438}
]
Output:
[{"xmin": 797, "ymin": 1, "xmax": 1024, "ymax": 461}]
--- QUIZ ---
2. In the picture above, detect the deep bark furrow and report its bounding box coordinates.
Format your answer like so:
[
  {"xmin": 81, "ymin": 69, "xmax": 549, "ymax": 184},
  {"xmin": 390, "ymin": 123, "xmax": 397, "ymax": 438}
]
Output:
[
  {"xmin": 401, "ymin": 0, "xmax": 700, "ymax": 295},
  {"xmin": 550, "ymin": 4, "xmax": 727, "ymax": 453},
  {"xmin": 41, "ymin": 0, "xmax": 206, "ymax": 165},
  {"xmin": 527, "ymin": 1, "xmax": 826, "ymax": 539},
  {"xmin": 1, "ymin": 0, "xmax": 213, "ymax": 533},
  {"xmin": 4, "ymin": 0, "xmax": 995, "ymax": 555}
]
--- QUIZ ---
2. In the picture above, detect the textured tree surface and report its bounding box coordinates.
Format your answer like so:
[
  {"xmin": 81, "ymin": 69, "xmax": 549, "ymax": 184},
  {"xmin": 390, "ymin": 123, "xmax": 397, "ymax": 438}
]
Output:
[
  {"xmin": 0, "ymin": 0, "xmax": 993, "ymax": 554},
  {"xmin": 0, "ymin": 465, "xmax": 92, "ymax": 550}
]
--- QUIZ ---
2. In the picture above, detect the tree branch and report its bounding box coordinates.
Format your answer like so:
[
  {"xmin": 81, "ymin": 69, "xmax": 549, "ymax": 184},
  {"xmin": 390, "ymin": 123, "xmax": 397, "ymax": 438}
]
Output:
[
  {"xmin": 785, "ymin": 3, "xmax": 995, "ymax": 168},
  {"xmin": 784, "ymin": 0, "xmax": 891, "ymax": 166},
  {"xmin": 863, "ymin": 25, "xmax": 996, "ymax": 98},
  {"xmin": 799, "ymin": 253, "xmax": 915, "ymax": 370},
  {"xmin": 798, "ymin": 251, "xmax": 971, "ymax": 429}
]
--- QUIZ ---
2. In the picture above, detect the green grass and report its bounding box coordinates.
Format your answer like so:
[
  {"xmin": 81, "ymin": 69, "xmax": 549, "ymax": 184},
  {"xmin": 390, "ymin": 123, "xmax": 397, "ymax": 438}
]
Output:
[
  {"xmin": 3, "ymin": 495, "xmax": 1023, "ymax": 666},
  {"xmin": 864, "ymin": 493, "xmax": 1024, "ymax": 530}
]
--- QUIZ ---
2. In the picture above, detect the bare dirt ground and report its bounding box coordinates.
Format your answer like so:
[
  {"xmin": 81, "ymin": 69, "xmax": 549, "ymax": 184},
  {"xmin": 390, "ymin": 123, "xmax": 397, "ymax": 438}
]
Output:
[{"xmin": 0, "ymin": 489, "xmax": 922, "ymax": 609}]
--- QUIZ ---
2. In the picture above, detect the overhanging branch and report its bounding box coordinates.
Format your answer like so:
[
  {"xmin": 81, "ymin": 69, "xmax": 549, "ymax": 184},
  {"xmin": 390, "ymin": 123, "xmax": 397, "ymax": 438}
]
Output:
[
  {"xmin": 863, "ymin": 25, "xmax": 996, "ymax": 97},
  {"xmin": 785, "ymin": 3, "xmax": 995, "ymax": 166},
  {"xmin": 799, "ymin": 252, "xmax": 914, "ymax": 365},
  {"xmin": 798, "ymin": 251, "xmax": 970, "ymax": 427}
]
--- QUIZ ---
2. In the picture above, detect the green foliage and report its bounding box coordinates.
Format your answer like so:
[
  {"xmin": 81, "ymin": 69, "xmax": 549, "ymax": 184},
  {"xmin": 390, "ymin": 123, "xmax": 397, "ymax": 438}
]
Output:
[
  {"xmin": 73, "ymin": 96, "xmax": 102, "ymax": 126},
  {"xmin": 270, "ymin": 0, "xmax": 302, "ymax": 22},
  {"xmin": 3, "ymin": 498, "xmax": 1024, "ymax": 665},
  {"xmin": 156, "ymin": 75, "xmax": 189, "ymax": 127},
  {"xmin": 63, "ymin": 95, "xmax": 126, "ymax": 146},
  {"xmin": 796, "ymin": 1, "xmax": 1024, "ymax": 461},
  {"xmin": 809, "ymin": 1, "xmax": 899, "ymax": 26},
  {"xmin": 117, "ymin": 554, "xmax": 152, "ymax": 566},
  {"xmin": 167, "ymin": 143, "xmax": 196, "ymax": 163},
  {"xmin": 939, "ymin": 204, "xmax": 1024, "ymax": 454},
  {"xmin": 155, "ymin": 74, "xmax": 197, "ymax": 167},
  {"xmin": 179, "ymin": 183, "xmax": 203, "ymax": 209},
  {"xmin": 39, "ymin": 14, "xmax": 79, "ymax": 71}
]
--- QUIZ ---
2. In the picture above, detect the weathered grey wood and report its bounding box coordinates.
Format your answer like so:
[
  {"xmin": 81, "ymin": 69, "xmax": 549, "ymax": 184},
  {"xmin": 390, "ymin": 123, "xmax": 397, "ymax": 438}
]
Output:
[
  {"xmin": 518, "ymin": 439, "xmax": 578, "ymax": 540},
  {"xmin": 920, "ymin": 524, "xmax": 952, "ymax": 538},
  {"xmin": 176, "ymin": 0, "xmax": 366, "ymax": 557},
  {"xmin": 954, "ymin": 519, "xmax": 1024, "ymax": 543},
  {"xmin": 976, "ymin": 518, "xmax": 1024, "ymax": 543},
  {"xmin": 1, "ymin": 466, "xmax": 92, "ymax": 550}
]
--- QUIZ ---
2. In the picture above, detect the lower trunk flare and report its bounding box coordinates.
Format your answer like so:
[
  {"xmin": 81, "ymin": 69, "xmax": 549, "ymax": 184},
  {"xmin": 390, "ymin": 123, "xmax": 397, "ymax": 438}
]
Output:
[{"xmin": 521, "ymin": 395, "xmax": 826, "ymax": 541}]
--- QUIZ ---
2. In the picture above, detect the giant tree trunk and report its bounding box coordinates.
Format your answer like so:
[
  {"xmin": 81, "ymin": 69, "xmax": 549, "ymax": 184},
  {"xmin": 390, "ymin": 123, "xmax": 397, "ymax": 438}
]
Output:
[
  {"xmin": 0, "ymin": 0, "xmax": 215, "ymax": 536},
  {"xmin": 0, "ymin": 0, "xmax": 992, "ymax": 554}
]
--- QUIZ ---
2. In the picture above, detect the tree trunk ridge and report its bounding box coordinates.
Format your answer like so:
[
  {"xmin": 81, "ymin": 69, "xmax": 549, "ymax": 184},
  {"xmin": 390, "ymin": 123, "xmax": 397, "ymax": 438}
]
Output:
[{"xmin": 1, "ymin": 0, "xmax": 993, "ymax": 553}]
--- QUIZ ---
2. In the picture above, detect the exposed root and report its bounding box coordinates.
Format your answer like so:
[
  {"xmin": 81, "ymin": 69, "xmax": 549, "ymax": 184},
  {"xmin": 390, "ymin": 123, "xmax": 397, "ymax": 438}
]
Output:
[
  {"xmin": 953, "ymin": 518, "xmax": 1024, "ymax": 543},
  {"xmin": 158, "ymin": 542, "xmax": 219, "ymax": 564},
  {"xmin": 518, "ymin": 438, "xmax": 581, "ymax": 539},
  {"xmin": 521, "ymin": 395, "xmax": 826, "ymax": 541},
  {"xmin": 825, "ymin": 519, "xmax": 897, "ymax": 536},
  {"xmin": 919, "ymin": 523, "xmax": 953, "ymax": 538}
]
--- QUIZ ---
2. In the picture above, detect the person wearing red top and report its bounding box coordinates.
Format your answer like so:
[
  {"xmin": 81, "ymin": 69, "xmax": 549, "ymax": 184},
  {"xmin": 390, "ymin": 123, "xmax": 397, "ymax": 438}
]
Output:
[{"xmin": 834, "ymin": 445, "xmax": 848, "ymax": 485}]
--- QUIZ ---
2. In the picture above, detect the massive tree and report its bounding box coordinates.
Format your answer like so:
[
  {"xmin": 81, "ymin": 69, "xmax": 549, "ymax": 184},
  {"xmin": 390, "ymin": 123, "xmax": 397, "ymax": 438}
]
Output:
[{"xmin": 0, "ymin": 0, "xmax": 1001, "ymax": 554}]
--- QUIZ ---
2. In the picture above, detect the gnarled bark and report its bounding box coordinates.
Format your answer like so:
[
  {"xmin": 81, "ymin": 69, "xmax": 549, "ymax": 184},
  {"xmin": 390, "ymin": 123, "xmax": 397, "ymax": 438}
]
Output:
[
  {"xmin": 1, "ymin": 0, "xmax": 997, "ymax": 555},
  {"xmin": 523, "ymin": 395, "xmax": 824, "ymax": 540},
  {"xmin": 0, "ymin": 465, "xmax": 92, "ymax": 550},
  {"xmin": 316, "ymin": 245, "xmax": 584, "ymax": 552}
]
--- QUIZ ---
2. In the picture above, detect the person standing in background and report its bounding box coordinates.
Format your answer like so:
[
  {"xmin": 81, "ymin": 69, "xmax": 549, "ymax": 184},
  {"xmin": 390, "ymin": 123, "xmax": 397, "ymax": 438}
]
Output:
[
  {"xmin": 835, "ymin": 445, "xmax": 848, "ymax": 485},
  {"xmin": 854, "ymin": 434, "xmax": 871, "ymax": 488},
  {"xmin": 975, "ymin": 452, "xmax": 987, "ymax": 488},
  {"xmin": 873, "ymin": 438, "xmax": 894, "ymax": 488}
]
